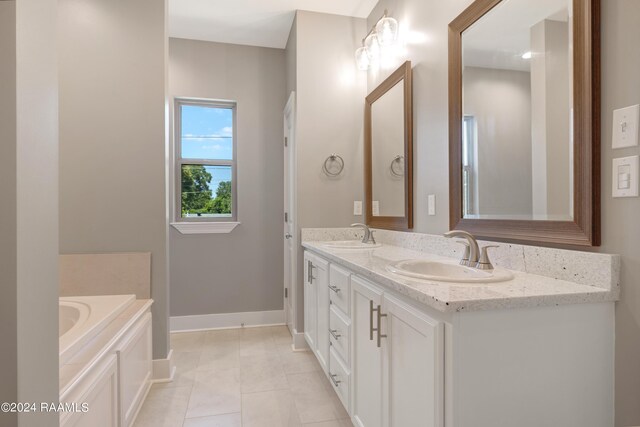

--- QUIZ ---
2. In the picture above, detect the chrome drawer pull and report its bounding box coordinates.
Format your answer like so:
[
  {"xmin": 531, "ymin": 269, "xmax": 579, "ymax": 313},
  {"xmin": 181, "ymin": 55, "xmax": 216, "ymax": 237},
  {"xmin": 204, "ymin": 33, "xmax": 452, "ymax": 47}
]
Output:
[
  {"xmin": 328, "ymin": 284, "xmax": 341, "ymax": 293},
  {"xmin": 369, "ymin": 300, "xmax": 378, "ymax": 341},
  {"xmin": 376, "ymin": 304, "xmax": 387, "ymax": 348},
  {"xmin": 329, "ymin": 329, "xmax": 341, "ymax": 340},
  {"xmin": 330, "ymin": 373, "xmax": 341, "ymax": 386}
]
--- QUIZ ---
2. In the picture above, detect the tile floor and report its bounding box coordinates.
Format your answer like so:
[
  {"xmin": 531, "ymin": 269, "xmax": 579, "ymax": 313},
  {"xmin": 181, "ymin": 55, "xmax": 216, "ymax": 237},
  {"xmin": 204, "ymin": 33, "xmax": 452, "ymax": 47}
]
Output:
[{"xmin": 134, "ymin": 326, "xmax": 353, "ymax": 427}]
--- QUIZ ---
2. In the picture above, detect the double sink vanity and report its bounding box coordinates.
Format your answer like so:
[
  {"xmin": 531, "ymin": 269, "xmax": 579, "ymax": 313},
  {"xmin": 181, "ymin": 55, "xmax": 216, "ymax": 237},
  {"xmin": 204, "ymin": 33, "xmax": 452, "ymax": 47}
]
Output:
[
  {"xmin": 298, "ymin": 0, "xmax": 611, "ymax": 425},
  {"xmin": 301, "ymin": 227, "xmax": 618, "ymax": 427}
]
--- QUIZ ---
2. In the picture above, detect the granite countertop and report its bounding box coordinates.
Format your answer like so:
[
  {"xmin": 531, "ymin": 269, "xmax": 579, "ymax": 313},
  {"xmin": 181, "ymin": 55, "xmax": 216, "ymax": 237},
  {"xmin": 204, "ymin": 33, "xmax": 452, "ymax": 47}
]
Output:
[{"xmin": 303, "ymin": 241, "xmax": 618, "ymax": 313}]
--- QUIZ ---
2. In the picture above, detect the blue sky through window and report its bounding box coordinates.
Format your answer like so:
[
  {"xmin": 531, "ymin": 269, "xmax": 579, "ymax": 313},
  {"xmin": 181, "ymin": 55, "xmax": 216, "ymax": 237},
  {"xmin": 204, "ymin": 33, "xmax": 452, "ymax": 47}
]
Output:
[
  {"xmin": 205, "ymin": 165, "xmax": 232, "ymax": 195},
  {"xmin": 181, "ymin": 105, "xmax": 233, "ymax": 160}
]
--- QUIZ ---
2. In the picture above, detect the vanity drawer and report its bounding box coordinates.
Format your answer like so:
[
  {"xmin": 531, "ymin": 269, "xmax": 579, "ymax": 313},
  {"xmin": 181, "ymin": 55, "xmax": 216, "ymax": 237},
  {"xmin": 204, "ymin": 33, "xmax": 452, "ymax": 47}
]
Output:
[
  {"xmin": 329, "ymin": 263, "xmax": 350, "ymax": 315},
  {"xmin": 329, "ymin": 305, "xmax": 350, "ymax": 364},
  {"xmin": 329, "ymin": 347, "xmax": 351, "ymax": 413}
]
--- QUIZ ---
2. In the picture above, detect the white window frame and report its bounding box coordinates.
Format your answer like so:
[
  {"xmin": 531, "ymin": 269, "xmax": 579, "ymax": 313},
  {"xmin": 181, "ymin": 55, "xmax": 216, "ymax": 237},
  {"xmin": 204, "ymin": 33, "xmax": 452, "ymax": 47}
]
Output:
[{"xmin": 171, "ymin": 97, "xmax": 239, "ymax": 234}]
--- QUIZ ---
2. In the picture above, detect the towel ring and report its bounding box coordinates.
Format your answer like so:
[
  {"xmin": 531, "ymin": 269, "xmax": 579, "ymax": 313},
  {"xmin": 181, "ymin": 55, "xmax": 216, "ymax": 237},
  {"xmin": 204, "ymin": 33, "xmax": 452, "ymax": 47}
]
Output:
[
  {"xmin": 390, "ymin": 155, "xmax": 404, "ymax": 177},
  {"xmin": 323, "ymin": 154, "xmax": 344, "ymax": 177}
]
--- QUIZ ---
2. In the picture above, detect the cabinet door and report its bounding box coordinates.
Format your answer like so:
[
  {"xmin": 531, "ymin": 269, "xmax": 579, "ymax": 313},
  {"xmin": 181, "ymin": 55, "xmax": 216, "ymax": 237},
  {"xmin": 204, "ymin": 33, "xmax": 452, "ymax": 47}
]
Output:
[
  {"xmin": 381, "ymin": 294, "xmax": 444, "ymax": 427},
  {"xmin": 351, "ymin": 276, "xmax": 384, "ymax": 427},
  {"xmin": 314, "ymin": 256, "xmax": 330, "ymax": 374},
  {"xmin": 304, "ymin": 253, "xmax": 317, "ymax": 350}
]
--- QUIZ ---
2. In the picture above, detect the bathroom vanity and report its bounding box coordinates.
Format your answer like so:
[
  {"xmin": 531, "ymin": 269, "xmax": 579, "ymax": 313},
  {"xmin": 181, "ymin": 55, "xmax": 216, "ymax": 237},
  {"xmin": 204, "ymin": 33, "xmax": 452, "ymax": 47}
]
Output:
[{"xmin": 302, "ymin": 228, "xmax": 618, "ymax": 427}]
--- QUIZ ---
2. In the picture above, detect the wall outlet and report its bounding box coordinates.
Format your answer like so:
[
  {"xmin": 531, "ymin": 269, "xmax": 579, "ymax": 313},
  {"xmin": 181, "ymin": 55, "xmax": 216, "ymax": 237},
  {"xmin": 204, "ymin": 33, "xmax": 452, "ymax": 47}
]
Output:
[
  {"xmin": 612, "ymin": 105, "xmax": 639, "ymax": 149},
  {"xmin": 428, "ymin": 194, "xmax": 436, "ymax": 215},
  {"xmin": 372, "ymin": 201, "xmax": 380, "ymax": 216},
  {"xmin": 353, "ymin": 201, "xmax": 362, "ymax": 215}
]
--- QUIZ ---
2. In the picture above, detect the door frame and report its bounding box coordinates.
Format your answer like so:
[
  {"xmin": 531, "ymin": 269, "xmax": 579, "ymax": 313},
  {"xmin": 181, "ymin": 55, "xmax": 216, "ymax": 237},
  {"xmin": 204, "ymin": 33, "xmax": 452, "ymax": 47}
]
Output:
[{"xmin": 284, "ymin": 91, "xmax": 298, "ymax": 339}]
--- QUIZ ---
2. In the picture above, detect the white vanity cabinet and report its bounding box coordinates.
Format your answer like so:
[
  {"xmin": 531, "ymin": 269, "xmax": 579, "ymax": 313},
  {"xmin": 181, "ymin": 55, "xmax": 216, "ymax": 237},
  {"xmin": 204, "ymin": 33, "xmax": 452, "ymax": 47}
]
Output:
[
  {"xmin": 351, "ymin": 276, "xmax": 444, "ymax": 427},
  {"xmin": 304, "ymin": 251, "xmax": 330, "ymax": 373},
  {"xmin": 303, "ymin": 247, "xmax": 614, "ymax": 427},
  {"xmin": 351, "ymin": 277, "xmax": 384, "ymax": 427}
]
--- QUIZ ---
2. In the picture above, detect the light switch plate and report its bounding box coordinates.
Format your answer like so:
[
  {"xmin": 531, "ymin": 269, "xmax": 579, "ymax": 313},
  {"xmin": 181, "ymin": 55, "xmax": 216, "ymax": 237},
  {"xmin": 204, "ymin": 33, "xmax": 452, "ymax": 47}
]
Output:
[
  {"xmin": 372, "ymin": 201, "xmax": 380, "ymax": 216},
  {"xmin": 612, "ymin": 105, "xmax": 639, "ymax": 149},
  {"xmin": 428, "ymin": 194, "xmax": 436, "ymax": 215},
  {"xmin": 612, "ymin": 155, "xmax": 639, "ymax": 198},
  {"xmin": 353, "ymin": 201, "xmax": 362, "ymax": 215}
]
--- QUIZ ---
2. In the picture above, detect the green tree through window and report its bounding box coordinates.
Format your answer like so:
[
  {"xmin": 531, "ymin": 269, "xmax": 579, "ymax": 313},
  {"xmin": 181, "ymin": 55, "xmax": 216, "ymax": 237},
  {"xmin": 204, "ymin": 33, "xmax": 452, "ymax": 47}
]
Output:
[{"xmin": 181, "ymin": 165, "xmax": 232, "ymax": 216}]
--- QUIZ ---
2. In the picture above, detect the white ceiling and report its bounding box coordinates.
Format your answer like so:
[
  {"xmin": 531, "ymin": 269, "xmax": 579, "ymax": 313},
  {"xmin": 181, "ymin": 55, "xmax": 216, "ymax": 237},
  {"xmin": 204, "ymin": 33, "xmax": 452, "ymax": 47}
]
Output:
[
  {"xmin": 168, "ymin": 0, "xmax": 379, "ymax": 49},
  {"xmin": 463, "ymin": 0, "xmax": 570, "ymax": 71}
]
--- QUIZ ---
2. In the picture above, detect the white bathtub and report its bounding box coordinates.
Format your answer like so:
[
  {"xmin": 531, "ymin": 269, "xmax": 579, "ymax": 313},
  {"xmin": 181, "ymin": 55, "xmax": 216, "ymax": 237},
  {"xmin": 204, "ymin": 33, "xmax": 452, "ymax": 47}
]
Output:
[{"xmin": 59, "ymin": 294, "xmax": 136, "ymax": 366}]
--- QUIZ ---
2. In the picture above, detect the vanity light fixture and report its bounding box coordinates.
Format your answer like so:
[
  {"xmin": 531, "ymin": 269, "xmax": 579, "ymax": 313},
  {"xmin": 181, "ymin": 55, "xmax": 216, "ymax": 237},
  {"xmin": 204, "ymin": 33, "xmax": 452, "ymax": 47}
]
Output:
[
  {"xmin": 376, "ymin": 15, "xmax": 399, "ymax": 46},
  {"xmin": 355, "ymin": 10, "xmax": 399, "ymax": 71},
  {"xmin": 521, "ymin": 51, "xmax": 532, "ymax": 59},
  {"xmin": 364, "ymin": 33, "xmax": 380, "ymax": 59},
  {"xmin": 355, "ymin": 47, "xmax": 371, "ymax": 71}
]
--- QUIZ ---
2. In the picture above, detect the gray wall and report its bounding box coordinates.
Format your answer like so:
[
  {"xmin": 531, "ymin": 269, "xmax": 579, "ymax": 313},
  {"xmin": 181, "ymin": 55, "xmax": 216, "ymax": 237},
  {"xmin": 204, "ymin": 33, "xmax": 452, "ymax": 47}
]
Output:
[
  {"xmin": 0, "ymin": 0, "xmax": 60, "ymax": 425},
  {"xmin": 289, "ymin": 11, "xmax": 367, "ymax": 332},
  {"xmin": 601, "ymin": 1, "xmax": 640, "ymax": 424},
  {"xmin": 58, "ymin": 0, "xmax": 169, "ymax": 359},
  {"xmin": 0, "ymin": 5, "xmax": 18, "ymax": 423},
  {"xmin": 367, "ymin": 0, "xmax": 640, "ymax": 424},
  {"xmin": 531, "ymin": 19, "xmax": 572, "ymax": 218},
  {"xmin": 168, "ymin": 38, "xmax": 286, "ymax": 317},
  {"xmin": 463, "ymin": 66, "xmax": 533, "ymax": 216}
]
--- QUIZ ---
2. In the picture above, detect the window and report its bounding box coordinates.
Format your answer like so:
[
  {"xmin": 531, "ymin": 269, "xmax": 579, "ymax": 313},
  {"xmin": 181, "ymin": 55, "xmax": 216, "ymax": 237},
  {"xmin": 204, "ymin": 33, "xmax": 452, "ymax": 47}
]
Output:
[{"xmin": 174, "ymin": 98, "xmax": 237, "ymax": 225}]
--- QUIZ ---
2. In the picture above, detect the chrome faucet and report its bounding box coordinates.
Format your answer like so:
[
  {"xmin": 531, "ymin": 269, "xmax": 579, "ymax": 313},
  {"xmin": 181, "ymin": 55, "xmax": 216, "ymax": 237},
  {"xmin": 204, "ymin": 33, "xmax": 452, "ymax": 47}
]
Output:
[
  {"xmin": 444, "ymin": 230, "xmax": 498, "ymax": 270},
  {"xmin": 351, "ymin": 223, "xmax": 376, "ymax": 244},
  {"xmin": 444, "ymin": 230, "xmax": 480, "ymax": 266}
]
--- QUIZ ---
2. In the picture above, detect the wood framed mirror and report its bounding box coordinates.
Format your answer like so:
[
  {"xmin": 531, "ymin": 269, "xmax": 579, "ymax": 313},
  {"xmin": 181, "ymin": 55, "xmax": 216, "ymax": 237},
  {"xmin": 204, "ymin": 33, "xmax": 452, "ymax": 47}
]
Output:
[
  {"xmin": 365, "ymin": 61, "xmax": 413, "ymax": 230},
  {"xmin": 448, "ymin": 0, "xmax": 600, "ymax": 246}
]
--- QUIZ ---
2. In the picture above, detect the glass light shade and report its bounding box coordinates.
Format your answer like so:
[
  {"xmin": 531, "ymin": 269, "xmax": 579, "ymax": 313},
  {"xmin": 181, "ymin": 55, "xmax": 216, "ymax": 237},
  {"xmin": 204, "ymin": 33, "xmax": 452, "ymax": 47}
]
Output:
[
  {"xmin": 364, "ymin": 33, "xmax": 380, "ymax": 59},
  {"xmin": 355, "ymin": 47, "xmax": 370, "ymax": 71},
  {"xmin": 376, "ymin": 16, "xmax": 399, "ymax": 46}
]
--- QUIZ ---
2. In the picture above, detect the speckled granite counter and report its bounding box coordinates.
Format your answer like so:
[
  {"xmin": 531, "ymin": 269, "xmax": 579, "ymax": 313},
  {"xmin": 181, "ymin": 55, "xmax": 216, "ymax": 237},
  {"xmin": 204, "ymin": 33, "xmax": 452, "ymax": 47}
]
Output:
[{"xmin": 302, "ymin": 228, "xmax": 620, "ymax": 313}]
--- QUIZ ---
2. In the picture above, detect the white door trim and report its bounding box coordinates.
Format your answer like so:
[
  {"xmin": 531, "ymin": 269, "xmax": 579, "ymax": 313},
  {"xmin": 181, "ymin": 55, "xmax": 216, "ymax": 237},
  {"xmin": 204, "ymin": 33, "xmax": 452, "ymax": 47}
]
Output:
[{"xmin": 284, "ymin": 91, "xmax": 297, "ymax": 336}]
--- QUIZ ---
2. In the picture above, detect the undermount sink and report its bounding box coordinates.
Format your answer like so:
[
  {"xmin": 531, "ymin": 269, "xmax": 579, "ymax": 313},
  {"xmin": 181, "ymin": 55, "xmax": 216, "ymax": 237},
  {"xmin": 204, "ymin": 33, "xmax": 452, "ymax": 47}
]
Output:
[
  {"xmin": 386, "ymin": 259, "xmax": 513, "ymax": 284},
  {"xmin": 322, "ymin": 240, "xmax": 382, "ymax": 249}
]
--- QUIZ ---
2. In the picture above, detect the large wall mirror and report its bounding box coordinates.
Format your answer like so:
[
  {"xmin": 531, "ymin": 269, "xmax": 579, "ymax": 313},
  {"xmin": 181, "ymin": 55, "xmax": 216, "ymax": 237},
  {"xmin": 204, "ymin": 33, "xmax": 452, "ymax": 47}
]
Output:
[
  {"xmin": 365, "ymin": 61, "xmax": 413, "ymax": 230},
  {"xmin": 449, "ymin": 0, "xmax": 600, "ymax": 246}
]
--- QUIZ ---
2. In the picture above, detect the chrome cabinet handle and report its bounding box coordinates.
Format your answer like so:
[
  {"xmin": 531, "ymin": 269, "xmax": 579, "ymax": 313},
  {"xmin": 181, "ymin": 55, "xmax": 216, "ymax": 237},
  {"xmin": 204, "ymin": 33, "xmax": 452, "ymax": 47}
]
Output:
[
  {"xmin": 330, "ymin": 373, "xmax": 341, "ymax": 386},
  {"xmin": 376, "ymin": 304, "xmax": 387, "ymax": 348},
  {"xmin": 369, "ymin": 300, "xmax": 378, "ymax": 341},
  {"xmin": 307, "ymin": 261, "xmax": 315, "ymax": 283},
  {"xmin": 329, "ymin": 329, "xmax": 341, "ymax": 340},
  {"xmin": 328, "ymin": 284, "xmax": 341, "ymax": 293}
]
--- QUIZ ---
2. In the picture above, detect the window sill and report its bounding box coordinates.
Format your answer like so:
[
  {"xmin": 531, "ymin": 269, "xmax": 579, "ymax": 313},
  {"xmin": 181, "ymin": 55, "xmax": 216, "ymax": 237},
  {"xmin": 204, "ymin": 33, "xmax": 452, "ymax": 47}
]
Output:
[{"xmin": 171, "ymin": 222, "xmax": 240, "ymax": 235}]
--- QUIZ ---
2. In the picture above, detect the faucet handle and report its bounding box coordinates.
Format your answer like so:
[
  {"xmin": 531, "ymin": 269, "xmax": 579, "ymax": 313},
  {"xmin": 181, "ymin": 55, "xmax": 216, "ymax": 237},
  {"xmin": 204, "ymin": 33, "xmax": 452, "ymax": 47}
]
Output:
[
  {"xmin": 454, "ymin": 240, "xmax": 471, "ymax": 266},
  {"xmin": 477, "ymin": 245, "xmax": 499, "ymax": 270}
]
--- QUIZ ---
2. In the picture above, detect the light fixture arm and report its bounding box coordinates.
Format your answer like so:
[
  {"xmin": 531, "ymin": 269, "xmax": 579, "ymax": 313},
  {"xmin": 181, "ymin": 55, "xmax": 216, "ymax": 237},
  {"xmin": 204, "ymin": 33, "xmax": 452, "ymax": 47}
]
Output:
[{"xmin": 361, "ymin": 9, "xmax": 389, "ymax": 44}]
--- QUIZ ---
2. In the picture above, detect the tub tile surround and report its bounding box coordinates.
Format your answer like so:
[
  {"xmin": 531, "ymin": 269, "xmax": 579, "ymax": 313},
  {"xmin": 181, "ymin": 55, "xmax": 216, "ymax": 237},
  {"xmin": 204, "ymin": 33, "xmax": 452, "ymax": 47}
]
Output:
[
  {"xmin": 301, "ymin": 228, "xmax": 620, "ymax": 312},
  {"xmin": 60, "ymin": 252, "xmax": 152, "ymax": 298}
]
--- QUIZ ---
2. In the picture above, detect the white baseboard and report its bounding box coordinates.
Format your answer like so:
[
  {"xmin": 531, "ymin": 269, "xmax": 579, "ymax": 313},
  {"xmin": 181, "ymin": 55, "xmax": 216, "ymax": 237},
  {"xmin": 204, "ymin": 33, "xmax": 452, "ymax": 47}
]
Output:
[
  {"xmin": 170, "ymin": 310, "xmax": 285, "ymax": 332},
  {"xmin": 152, "ymin": 349, "xmax": 175, "ymax": 382},
  {"xmin": 292, "ymin": 329, "xmax": 309, "ymax": 351}
]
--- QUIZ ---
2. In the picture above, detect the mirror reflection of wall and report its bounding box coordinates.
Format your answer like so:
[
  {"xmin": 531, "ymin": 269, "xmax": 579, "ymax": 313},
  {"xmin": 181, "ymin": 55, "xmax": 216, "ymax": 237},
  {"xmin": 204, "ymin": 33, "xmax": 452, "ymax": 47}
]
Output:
[
  {"xmin": 372, "ymin": 80, "xmax": 405, "ymax": 217},
  {"xmin": 461, "ymin": 0, "xmax": 573, "ymax": 221}
]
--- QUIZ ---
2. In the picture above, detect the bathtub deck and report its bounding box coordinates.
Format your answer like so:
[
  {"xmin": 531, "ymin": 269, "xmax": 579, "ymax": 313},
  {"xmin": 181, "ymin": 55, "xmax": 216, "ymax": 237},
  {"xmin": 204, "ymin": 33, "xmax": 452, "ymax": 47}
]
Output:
[{"xmin": 60, "ymin": 299, "xmax": 153, "ymax": 395}]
